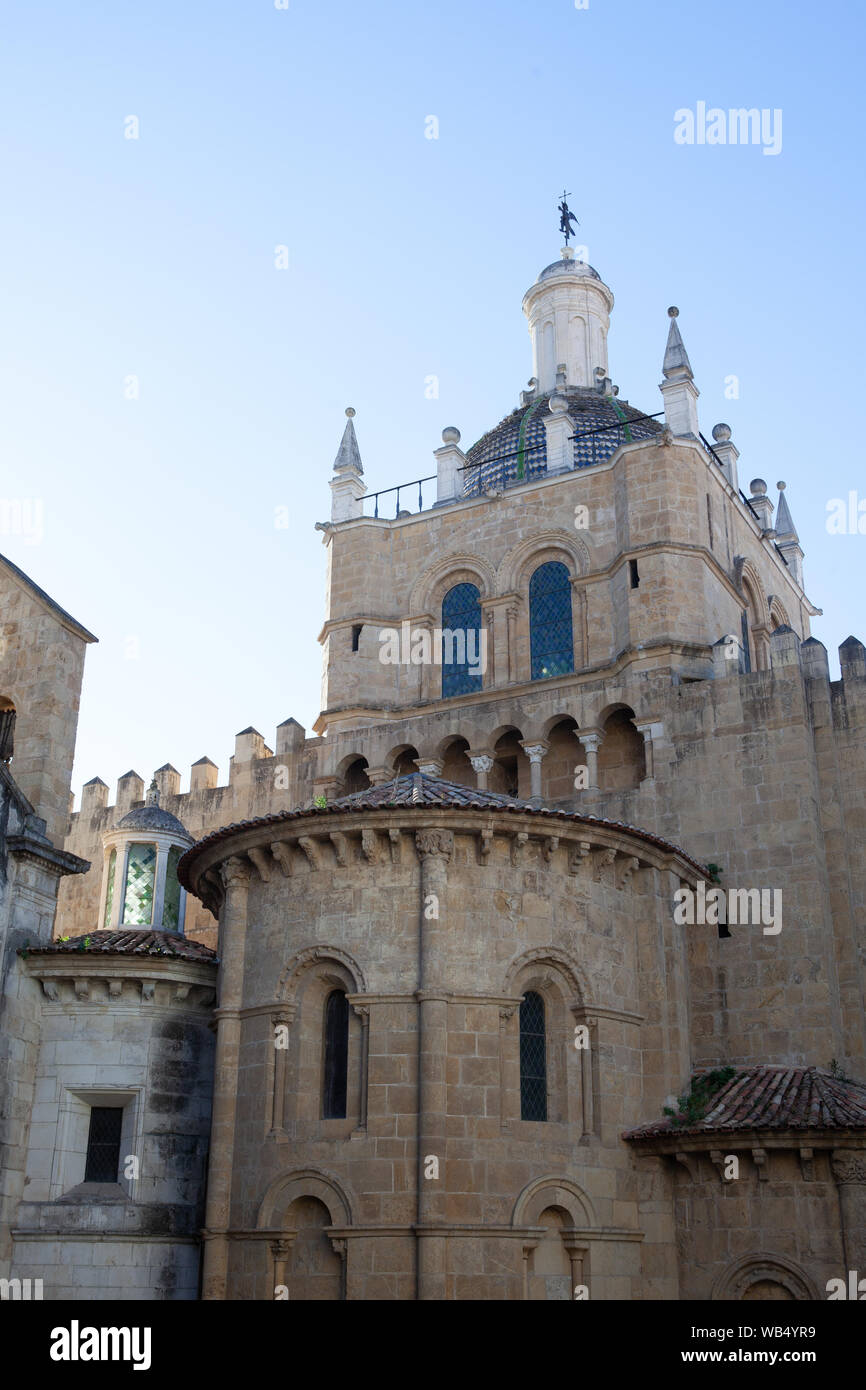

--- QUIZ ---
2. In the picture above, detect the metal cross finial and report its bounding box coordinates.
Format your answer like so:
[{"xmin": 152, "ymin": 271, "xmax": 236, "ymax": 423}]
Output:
[{"xmin": 558, "ymin": 190, "xmax": 578, "ymax": 245}]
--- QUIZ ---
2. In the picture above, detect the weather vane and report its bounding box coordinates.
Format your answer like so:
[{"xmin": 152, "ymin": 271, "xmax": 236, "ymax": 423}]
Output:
[{"xmin": 558, "ymin": 190, "xmax": 578, "ymax": 245}]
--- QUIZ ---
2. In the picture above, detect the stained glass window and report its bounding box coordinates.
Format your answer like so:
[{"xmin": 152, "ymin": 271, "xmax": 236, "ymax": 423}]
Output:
[
  {"xmin": 103, "ymin": 848, "xmax": 116, "ymax": 929},
  {"xmin": 520, "ymin": 991, "xmax": 547, "ymax": 1121},
  {"xmin": 530, "ymin": 562, "xmax": 574, "ymax": 680},
  {"xmin": 442, "ymin": 582, "xmax": 482, "ymax": 698},
  {"xmin": 163, "ymin": 845, "xmax": 183, "ymax": 931},
  {"xmin": 323, "ymin": 990, "xmax": 349, "ymax": 1119},
  {"xmin": 122, "ymin": 842, "xmax": 156, "ymax": 926}
]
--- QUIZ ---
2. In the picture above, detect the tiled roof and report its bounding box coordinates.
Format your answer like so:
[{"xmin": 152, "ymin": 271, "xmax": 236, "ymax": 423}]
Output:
[
  {"xmin": 625, "ymin": 1066, "xmax": 866, "ymax": 1141},
  {"xmin": 24, "ymin": 930, "xmax": 216, "ymax": 963},
  {"xmin": 177, "ymin": 773, "xmax": 707, "ymax": 889}
]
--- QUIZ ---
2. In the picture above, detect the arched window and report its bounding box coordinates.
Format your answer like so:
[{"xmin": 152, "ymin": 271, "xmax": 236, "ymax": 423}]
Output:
[
  {"xmin": 520, "ymin": 991, "xmax": 547, "ymax": 1121},
  {"xmin": 529, "ymin": 563, "xmax": 573, "ymax": 680},
  {"xmin": 0, "ymin": 698, "xmax": 15, "ymax": 762},
  {"xmin": 441, "ymin": 582, "xmax": 482, "ymax": 698},
  {"xmin": 322, "ymin": 990, "xmax": 349, "ymax": 1119},
  {"xmin": 122, "ymin": 842, "xmax": 157, "ymax": 925}
]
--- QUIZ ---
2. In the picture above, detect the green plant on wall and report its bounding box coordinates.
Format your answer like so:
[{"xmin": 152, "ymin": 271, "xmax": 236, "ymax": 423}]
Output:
[{"xmin": 663, "ymin": 1066, "xmax": 737, "ymax": 1128}]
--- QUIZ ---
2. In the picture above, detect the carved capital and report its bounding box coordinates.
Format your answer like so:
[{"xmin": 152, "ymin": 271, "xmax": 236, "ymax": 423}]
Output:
[
  {"xmin": 832, "ymin": 1151, "xmax": 866, "ymax": 1184},
  {"xmin": 221, "ymin": 856, "xmax": 250, "ymax": 891},
  {"xmin": 270, "ymin": 1239, "xmax": 294, "ymax": 1261},
  {"xmin": 415, "ymin": 828, "xmax": 454, "ymax": 862}
]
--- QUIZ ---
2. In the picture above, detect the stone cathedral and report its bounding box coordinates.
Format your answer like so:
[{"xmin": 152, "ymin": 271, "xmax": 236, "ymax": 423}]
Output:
[{"xmin": 1, "ymin": 238, "xmax": 865, "ymax": 1302}]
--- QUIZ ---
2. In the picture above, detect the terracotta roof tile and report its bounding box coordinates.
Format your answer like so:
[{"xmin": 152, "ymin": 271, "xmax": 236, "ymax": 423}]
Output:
[
  {"xmin": 24, "ymin": 929, "xmax": 216, "ymax": 963},
  {"xmin": 624, "ymin": 1066, "xmax": 866, "ymax": 1141}
]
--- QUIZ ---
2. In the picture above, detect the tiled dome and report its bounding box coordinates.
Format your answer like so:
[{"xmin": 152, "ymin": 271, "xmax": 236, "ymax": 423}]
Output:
[{"xmin": 462, "ymin": 388, "xmax": 662, "ymax": 497}]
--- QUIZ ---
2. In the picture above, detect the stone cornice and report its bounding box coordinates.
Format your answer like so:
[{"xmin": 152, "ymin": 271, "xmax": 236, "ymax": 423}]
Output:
[
  {"xmin": 6, "ymin": 834, "xmax": 90, "ymax": 878},
  {"xmin": 181, "ymin": 807, "xmax": 703, "ymax": 912}
]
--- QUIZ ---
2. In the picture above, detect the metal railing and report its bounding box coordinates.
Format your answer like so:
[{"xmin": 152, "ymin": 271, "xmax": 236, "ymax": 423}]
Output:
[{"xmin": 361, "ymin": 475, "xmax": 437, "ymax": 519}]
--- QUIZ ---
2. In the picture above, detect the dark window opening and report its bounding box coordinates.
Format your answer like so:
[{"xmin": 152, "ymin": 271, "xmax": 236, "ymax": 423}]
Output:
[
  {"xmin": 84, "ymin": 1106, "xmax": 123, "ymax": 1183},
  {"xmin": 706, "ymin": 494, "xmax": 714, "ymax": 550},
  {"xmin": 629, "ymin": 559, "xmax": 640, "ymax": 589},
  {"xmin": 740, "ymin": 610, "xmax": 752, "ymax": 673},
  {"xmin": 351, "ymin": 625, "xmax": 362, "ymax": 652},
  {"xmin": 323, "ymin": 990, "xmax": 349, "ymax": 1119},
  {"xmin": 0, "ymin": 702, "xmax": 15, "ymax": 762},
  {"xmin": 519, "ymin": 991, "xmax": 547, "ymax": 1121}
]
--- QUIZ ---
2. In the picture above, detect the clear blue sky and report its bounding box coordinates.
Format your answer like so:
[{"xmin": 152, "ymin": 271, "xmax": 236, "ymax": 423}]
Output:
[{"xmin": 2, "ymin": 0, "xmax": 863, "ymax": 805}]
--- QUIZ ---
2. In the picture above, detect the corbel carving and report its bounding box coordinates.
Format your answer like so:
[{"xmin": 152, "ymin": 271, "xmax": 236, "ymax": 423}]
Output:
[
  {"xmin": 674, "ymin": 1151, "xmax": 702, "ymax": 1183},
  {"xmin": 141, "ymin": 980, "xmax": 155, "ymax": 1003},
  {"xmin": 568, "ymin": 840, "xmax": 592, "ymax": 875},
  {"xmin": 751, "ymin": 1147, "xmax": 768, "ymax": 1180},
  {"xmin": 617, "ymin": 855, "xmax": 640, "ymax": 889},
  {"xmin": 41, "ymin": 979, "xmax": 60, "ymax": 1002},
  {"xmin": 542, "ymin": 836, "xmax": 559, "ymax": 864},
  {"xmin": 247, "ymin": 846, "xmax": 272, "ymax": 883},
  {"xmin": 73, "ymin": 978, "xmax": 89, "ymax": 1001},
  {"xmin": 510, "ymin": 832, "xmax": 529, "ymax": 866},
  {"xmin": 108, "ymin": 979, "xmax": 123, "ymax": 999},
  {"xmin": 329, "ymin": 832, "xmax": 350, "ymax": 867},
  {"xmin": 270, "ymin": 841, "xmax": 294, "ymax": 877},
  {"xmin": 799, "ymin": 1147, "xmax": 815, "ymax": 1182},
  {"xmin": 298, "ymin": 836, "xmax": 320, "ymax": 870},
  {"xmin": 388, "ymin": 828, "xmax": 402, "ymax": 864},
  {"xmin": 360, "ymin": 829, "xmax": 380, "ymax": 863},
  {"xmin": 477, "ymin": 829, "xmax": 493, "ymax": 863},
  {"xmin": 592, "ymin": 846, "xmax": 617, "ymax": 882}
]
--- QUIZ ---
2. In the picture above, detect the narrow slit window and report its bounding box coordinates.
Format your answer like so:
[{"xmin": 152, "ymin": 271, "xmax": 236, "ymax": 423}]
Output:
[
  {"xmin": 519, "ymin": 991, "xmax": 547, "ymax": 1121},
  {"xmin": 323, "ymin": 990, "xmax": 349, "ymax": 1119},
  {"xmin": 351, "ymin": 625, "xmax": 362, "ymax": 652},
  {"xmin": 629, "ymin": 559, "xmax": 640, "ymax": 589}
]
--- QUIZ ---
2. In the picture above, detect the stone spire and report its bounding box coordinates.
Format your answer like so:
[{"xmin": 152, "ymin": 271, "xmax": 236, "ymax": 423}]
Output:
[
  {"xmin": 332, "ymin": 406, "xmax": 363, "ymax": 475},
  {"xmin": 329, "ymin": 407, "xmax": 367, "ymax": 522},
  {"xmin": 774, "ymin": 481, "xmax": 804, "ymax": 587},
  {"xmin": 659, "ymin": 306, "xmax": 700, "ymax": 437},
  {"xmin": 662, "ymin": 307, "xmax": 693, "ymax": 378},
  {"xmin": 774, "ymin": 481, "xmax": 798, "ymax": 541}
]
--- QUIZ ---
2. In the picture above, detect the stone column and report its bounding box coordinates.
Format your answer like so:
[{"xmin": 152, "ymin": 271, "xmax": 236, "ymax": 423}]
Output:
[
  {"xmin": 269, "ymin": 1006, "xmax": 294, "ymax": 1137},
  {"xmin": 832, "ymin": 1151, "xmax": 866, "ymax": 1273},
  {"xmin": 506, "ymin": 606, "xmax": 519, "ymax": 684},
  {"xmin": 520, "ymin": 741, "xmax": 549, "ymax": 806},
  {"xmin": 350, "ymin": 1000, "xmax": 370, "ymax": 1133},
  {"xmin": 570, "ymin": 580, "xmax": 589, "ymax": 671},
  {"xmin": 270, "ymin": 1237, "xmax": 295, "ymax": 1299},
  {"xmin": 467, "ymin": 752, "xmax": 494, "ymax": 791},
  {"xmin": 563, "ymin": 1236, "xmax": 590, "ymax": 1296},
  {"xmin": 580, "ymin": 731, "xmax": 603, "ymax": 790},
  {"xmin": 415, "ymin": 828, "xmax": 453, "ymax": 1300},
  {"xmin": 202, "ymin": 856, "xmax": 251, "ymax": 1300},
  {"xmin": 635, "ymin": 723, "xmax": 655, "ymax": 781}
]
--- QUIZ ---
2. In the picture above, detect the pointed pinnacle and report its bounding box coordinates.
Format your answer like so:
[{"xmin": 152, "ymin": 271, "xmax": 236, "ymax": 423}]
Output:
[{"xmin": 662, "ymin": 306, "xmax": 693, "ymax": 380}]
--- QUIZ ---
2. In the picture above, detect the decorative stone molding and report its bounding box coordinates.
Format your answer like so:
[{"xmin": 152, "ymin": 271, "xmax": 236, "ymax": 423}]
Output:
[
  {"xmin": 276, "ymin": 945, "xmax": 367, "ymax": 1001},
  {"xmin": 712, "ymin": 1253, "xmax": 819, "ymax": 1302}
]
